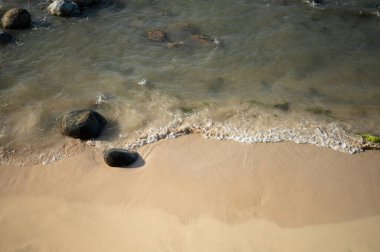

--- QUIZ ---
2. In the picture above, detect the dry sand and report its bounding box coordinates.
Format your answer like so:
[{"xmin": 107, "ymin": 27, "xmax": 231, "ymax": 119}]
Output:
[{"xmin": 0, "ymin": 135, "xmax": 380, "ymax": 252}]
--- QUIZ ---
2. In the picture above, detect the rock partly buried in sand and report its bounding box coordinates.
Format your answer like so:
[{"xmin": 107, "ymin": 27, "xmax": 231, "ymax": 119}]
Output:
[
  {"xmin": 147, "ymin": 29, "xmax": 167, "ymax": 42},
  {"xmin": 1, "ymin": 8, "xmax": 32, "ymax": 29},
  {"xmin": 48, "ymin": 0, "xmax": 81, "ymax": 17},
  {"xmin": 0, "ymin": 30, "xmax": 14, "ymax": 44},
  {"xmin": 104, "ymin": 149, "xmax": 139, "ymax": 167},
  {"xmin": 61, "ymin": 109, "xmax": 107, "ymax": 140}
]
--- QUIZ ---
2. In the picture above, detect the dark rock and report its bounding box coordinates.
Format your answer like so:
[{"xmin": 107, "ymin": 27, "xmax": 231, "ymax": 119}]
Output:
[
  {"xmin": 0, "ymin": 30, "xmax": 14, "ymax": 44},
  {"xmin": 1, "ymin": 8, "xmax": 32, "ymax": 29},
  {"xmin": 61, "ymin": 109, "xmax": 107, "ymax": 140},
  {"xmin": 147, "ymin": 29, "xmax": 167, "ymax": 42},
  {"xmin": 104, "ymin": 148, "xmax": 139, "ymax": 167},
  {"xmin": 48, "ymin": 0, "xmax": 80, "ymax": 17}
]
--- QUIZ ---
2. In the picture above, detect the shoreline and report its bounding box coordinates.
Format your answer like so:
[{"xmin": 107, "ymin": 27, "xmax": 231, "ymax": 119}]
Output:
[
  {"xmin": 2, "ymin": 120, "xmax": 379, "ymax": 167},
  {"xmin": 1, "ymin": 135, "xmax": 380, "ymax": 251}
]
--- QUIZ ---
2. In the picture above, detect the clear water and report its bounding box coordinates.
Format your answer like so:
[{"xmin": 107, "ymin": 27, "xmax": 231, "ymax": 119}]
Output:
[{"xmin": 1, "ymin": 0, "xmax": 380, "ymax": 164}]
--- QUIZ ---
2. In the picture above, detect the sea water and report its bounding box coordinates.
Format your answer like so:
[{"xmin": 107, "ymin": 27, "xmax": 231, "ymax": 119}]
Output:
[{"xmin": 1, "ymin": 0, "xmax": 380, "ymax": 165}]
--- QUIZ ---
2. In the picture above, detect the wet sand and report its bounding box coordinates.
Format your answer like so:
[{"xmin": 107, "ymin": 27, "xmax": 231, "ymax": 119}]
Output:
[{"xmin": 0, "ymin": 135, "xmax": 380, "ymax": 252}]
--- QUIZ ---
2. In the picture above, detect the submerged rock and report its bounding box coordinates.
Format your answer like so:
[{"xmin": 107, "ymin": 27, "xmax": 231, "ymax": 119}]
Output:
[
  {"xmin": 1, "ymin": 8, "xmax": 31, "ymax": 29},
  {"xmin": 104, "ymin": 149, "xmax": 139, "ymax": 167},
  {"xmin": 0, "ymin": 30, "xmax": 14, "ymax": 44},
  {"xmin": 61, "ymin": 109, "xmax": 107, "ymax": 140},
  {"xmin": 167, "ymin": 41, "xmax": 183, "ymax": 48},
  {"xmin": 48, "ymin": 0, "xmax": 81, "ymax": 17},
  {"xmin": 191, "ymin": 34, "xmax": 213, "ymax": 44},
  {"xmin": 147, "ymin": 29, "xmax": 167, "ymax": 42},
  {"xmin": 191, "ymin": 34, "xmax": 222, "ymax": 46}
]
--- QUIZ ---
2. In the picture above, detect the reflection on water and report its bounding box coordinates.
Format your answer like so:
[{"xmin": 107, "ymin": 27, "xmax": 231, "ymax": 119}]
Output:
[{"xmin": 0, "ymin": 0, "xmax": 380, "ymax": 164}]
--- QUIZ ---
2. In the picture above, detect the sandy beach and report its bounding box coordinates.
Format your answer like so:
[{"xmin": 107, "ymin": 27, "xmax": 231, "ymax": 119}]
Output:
[
  {"xmin": 0, "ymin": 135, "xmax": 380, "ymax": 251},
  {"xmin": 2, "ymin": 1, "xmax": 380, "ymax": 251}
]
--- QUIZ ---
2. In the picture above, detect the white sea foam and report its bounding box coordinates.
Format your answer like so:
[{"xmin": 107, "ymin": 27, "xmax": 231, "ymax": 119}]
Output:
[{"xmin": 116, "ymin": 119, "xmax": 364, "ymax": 154}]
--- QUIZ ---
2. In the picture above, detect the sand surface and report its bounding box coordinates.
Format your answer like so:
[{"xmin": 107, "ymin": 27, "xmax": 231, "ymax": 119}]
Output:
[{"xmin": 1, "ymin": 135, "xmax": 380, "ymax": 252}]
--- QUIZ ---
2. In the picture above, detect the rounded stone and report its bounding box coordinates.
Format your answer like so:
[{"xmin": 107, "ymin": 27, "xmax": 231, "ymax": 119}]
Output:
[
  {"xmin": 104, "ymin": 149, "xmax": 139, "ymax": 167},
  {"xmin": 1, "ymin": 8, "xmax": 31, "ymax": 29},
  {"xmin": 61, "ymin": 109, "xmax": 107, "ymax": 140},
  {"xmin": 48, "ymin": 0, "xmax": 81, "ymax": 17},
  {"xmin": 0, "ymin": 30, "xmax": 14, "ymax": 44},
  {"xmin": 147, "ymin": 29, "xmax": 167, "ymax": 42}
]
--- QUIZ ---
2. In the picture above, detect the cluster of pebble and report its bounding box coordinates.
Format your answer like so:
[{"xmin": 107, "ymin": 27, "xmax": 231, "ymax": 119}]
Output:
[
  {"xmin": 0, "ymin": 1, "xmax": 222, "ymax": 167},
  {"xmin": 146, "ymin": 26, "xmax": 222, "ymax": 49},
  {"xmin": 1, "ymin": 0, "xmax": 222, "ymax": 49},
  {"xmin": 0, "ymin": 0, "xmax": 102, "ymax": 44},
  {"xmin": 3, "ymin": 1, "xmax": 379, "ymax": 166},
  {"xmin": 61, "ymin": 109, "xmax": 140, "ymax": 168}
]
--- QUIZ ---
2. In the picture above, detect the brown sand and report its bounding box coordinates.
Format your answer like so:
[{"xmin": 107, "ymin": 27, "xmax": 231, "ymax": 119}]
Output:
[{"xmin": 0, "ymin": 135, "xmax": 380, "ymax": 252}]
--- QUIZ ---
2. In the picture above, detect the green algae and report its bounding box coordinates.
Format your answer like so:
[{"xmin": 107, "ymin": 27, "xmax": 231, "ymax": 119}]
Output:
[{"xmin": 360, "ymin": 134, "xmax": 380, "ymax": 144}]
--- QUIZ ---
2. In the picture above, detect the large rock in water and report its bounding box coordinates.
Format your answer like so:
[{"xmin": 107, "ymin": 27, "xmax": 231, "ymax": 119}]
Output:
[
  {"xmin": 104, "ymin": 149, "xmax": 139, "ymax": 167},
  {"xmin": 0, "ymin": 30, "xmax": 14, "ymax": 44},
  {"xmin": 1, "ymin": 8, "xmax": 31, "ymax": 29},
  {"xmin": 61, "ymin": 109, "xmax": 107, "ymax": 140},
  {"xmin": 48, "ymin": 0, "xmax": 80, "ymax": 17}
]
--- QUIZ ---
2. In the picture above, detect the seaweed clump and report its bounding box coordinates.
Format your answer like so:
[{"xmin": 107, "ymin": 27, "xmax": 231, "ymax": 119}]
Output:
[{"xmin": 360, "ymin": 134, "xmax": 380, "ymax": 144}]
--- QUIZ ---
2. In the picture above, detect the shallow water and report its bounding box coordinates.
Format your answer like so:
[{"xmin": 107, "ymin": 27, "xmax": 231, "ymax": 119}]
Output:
[{"xmin": 1, "ymin": 0, "xmax": 380, "ymax": 164}]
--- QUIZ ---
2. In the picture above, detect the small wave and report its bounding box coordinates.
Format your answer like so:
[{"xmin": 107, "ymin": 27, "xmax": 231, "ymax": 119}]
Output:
[{"xmin": 96, "ymin": 118, "xmax": 366, "ymax": 154}]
